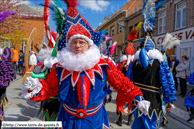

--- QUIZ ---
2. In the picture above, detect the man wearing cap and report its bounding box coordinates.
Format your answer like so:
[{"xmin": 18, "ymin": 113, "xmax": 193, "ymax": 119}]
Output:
[
  {"xmin": 169, "ymin": 55, "xmax": 179, "ymax": 92},
  {"xmin": 10, "ymin": 46, "xmax": 19, "ymax": 79},
  {"xmin": 21, "ymin": 0, "xmax": 150, "ymax": 128}
]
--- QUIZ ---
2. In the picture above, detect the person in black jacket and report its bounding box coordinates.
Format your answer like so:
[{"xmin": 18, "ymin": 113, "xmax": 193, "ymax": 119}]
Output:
[
  {"xmin": 18, "ymin": 50, "xmax": 24, "ymax": 74},
  {"xmin": 169, "ymin": 55, "xmax": 179, "ymax": 92}
]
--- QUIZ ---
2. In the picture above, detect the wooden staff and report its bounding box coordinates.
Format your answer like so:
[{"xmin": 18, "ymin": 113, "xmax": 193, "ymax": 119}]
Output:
[{"xmin": 22, "ymin": 28, "xmax": 37, "ymax": 85}]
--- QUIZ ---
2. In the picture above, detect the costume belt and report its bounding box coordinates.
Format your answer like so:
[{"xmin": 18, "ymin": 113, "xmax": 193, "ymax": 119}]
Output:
[
  {"xmin": 134, "ymin": 82, "xmax": 160, "ymax": 93},
  {"xmin": 63, "ymin": 102, "xmax": 103, "ymax": 118}
]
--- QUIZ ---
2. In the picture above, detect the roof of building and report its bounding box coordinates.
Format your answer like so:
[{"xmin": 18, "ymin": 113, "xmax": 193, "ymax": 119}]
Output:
[
  {"xmin": 126, "ymin": 0, "xmax": 143, "ymax": 17},
  {"xmin": 18, "ymin": 4, "xmax": 44, "ymax": 18}
]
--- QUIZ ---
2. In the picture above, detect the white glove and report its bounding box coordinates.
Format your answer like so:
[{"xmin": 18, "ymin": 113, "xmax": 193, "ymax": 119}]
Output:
[
  {"xmin": 29, "ymin": 77, "xmax": 37, "ymax": 88},
  {"xmin": 137, "ymin": 100, "xmax": 150, "ymax": 115},
  {"xmin": 23, "ymin": 77, "xmax": 37, "ymax": 90},
  {"xmin": 22, "ymin": 77, "xmax": 42, "ymax": 99}
]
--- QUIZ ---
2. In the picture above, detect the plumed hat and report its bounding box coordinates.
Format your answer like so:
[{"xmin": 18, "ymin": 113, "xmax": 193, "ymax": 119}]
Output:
[
  {"xmin": 140, "ymin": 0, "xmax": 166, "ymax": 51},
  {"xmin": 57, "ymin": 0, "xmax": 101, "ymax": 50}
]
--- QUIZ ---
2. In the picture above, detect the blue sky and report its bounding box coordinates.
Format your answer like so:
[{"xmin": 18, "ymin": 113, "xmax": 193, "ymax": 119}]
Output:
[{"xmin": 26, "ymin": 0, "xmax": 130, "ymax": 31}]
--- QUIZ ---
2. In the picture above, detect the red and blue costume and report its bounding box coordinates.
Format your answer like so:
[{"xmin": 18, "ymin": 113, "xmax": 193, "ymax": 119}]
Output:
[
  {"xmin": 30, "ymin": 58, "xmax": 142, "ymax": 128},
  {"xmin": 21, "ymin": 0, "xmax": 151, "ymax": 128}
]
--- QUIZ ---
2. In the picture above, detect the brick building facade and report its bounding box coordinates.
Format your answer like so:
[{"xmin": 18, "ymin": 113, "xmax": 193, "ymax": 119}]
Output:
[
  {"xmin": 152, "ymin": 0, "xmax": 194, "ymax": 73},
  {"xmin": 0, "ymin": 4, "xmax": 44, "ymax": 53}
]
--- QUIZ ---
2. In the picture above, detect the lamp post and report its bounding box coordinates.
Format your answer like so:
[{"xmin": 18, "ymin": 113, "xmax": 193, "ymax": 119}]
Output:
[
  {"xmin": 117, "ymin": 19, "xmax": 126, "ymax": 45},
  {"xmin": 117, "ymin": 19, "xmax": 126, "ymax": 57}
]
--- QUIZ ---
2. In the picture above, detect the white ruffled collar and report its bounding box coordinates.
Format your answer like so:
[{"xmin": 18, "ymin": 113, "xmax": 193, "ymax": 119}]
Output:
[
  {"xmin": 57, "ymin": 44, "xmax": 101, "ymax": 72},
  {"xmin": 134, "ymin": 49, "xmax": 164, "ymax": 61}
]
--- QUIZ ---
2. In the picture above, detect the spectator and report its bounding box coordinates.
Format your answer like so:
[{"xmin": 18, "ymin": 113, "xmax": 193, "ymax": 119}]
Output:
[
  {"xmin": 0, "ymin": 47, "xmax": 2, "ymax": 55},
  {"xmin": 18, "ymin": 50, "xmax": 24, "ymax": 74},
  {"xmin": 169, "ymin": 55, "xmax": 179, "ymax": 92},
  {"xmin": 29, "ymin": 51, "xmax": 37, "ymax": 66},
  {"xmin": 176, "ymin": 55, "xmax": 190, "ymax": 98},
  {"xmin": 114, "ymin": 55, "xmax": 120, "ymax": 65},
  {"xmin": 10, "ymin": 46, "xmax": 19, "ymax": 79}
]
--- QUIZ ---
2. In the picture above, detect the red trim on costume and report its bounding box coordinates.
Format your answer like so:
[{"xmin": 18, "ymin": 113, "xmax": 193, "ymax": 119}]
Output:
[
  {"xmin": 59, "ymin": 58, "xmax": 108, "ymax": 87},
  {"xmin": 106, "ymin": 59, "xmax": 143, "ymax": 106},
  {"xmin": 63, "ymin": 102, "xmax": 103, "ymax": 118}
]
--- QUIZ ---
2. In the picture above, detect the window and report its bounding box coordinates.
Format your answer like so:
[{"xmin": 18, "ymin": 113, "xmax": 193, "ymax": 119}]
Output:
[
  {"xmin": 129, "ymin": 26, "xmax": 133, "ymax": 34},
  {"xmin": 118, "ymin": 21, "xmax": 124, "ymax": 33},
  {"xmin": 175, "ymin": 1, "xmax": 186, "ymax": 29},
  {"xmin": 1, "ymin": 40, "xmax": 11, "ymax": 48},
  {"xmin": 158, "ymin": 11, "xmax": 166, "ymax": 34},
  {"xmin": 141, "ymin": 27, "xmax": 145, "ymax": 38},
  {"xmin": 110, "ymin": 26, "xmax": 114, "ymax": 36}
]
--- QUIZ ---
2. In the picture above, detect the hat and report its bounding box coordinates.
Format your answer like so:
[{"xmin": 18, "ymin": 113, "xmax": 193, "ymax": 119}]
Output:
[
  {"xmin": 140, "ymin": 0, "xmax": 166, "ymax": 51},
  {"xmin": 57, "ymin": 0, "xmax": 101, "ymax": 51},
  {"xmin": 30, "ymin": 51, "xmax": 35, "ymax": 53}
]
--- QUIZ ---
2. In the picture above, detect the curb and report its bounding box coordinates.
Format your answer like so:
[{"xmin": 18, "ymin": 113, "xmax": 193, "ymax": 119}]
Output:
[{"xmin": 170, "ymin": 113, "xmax": 194, "ymax": 128}]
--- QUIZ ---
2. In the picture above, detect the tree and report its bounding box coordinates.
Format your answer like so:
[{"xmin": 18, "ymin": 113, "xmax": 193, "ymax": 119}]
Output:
[{"xmin": 0, "ymin": 0, "xmax": 40, "ymax": 46}]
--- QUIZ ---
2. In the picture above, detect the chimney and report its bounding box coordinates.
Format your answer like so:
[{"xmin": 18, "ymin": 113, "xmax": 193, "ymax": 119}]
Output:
[{"xmin": 104, "ymin": 15, "xmax": 109, "ymax": 21}]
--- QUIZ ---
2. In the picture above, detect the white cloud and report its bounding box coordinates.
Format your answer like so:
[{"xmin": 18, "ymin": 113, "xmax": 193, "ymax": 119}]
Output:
[
  {"xmin": 97, "ymin": 0, "xmax": 110, "ymax": 7},
  {"xmin": 99, "ymin": 23, "xmax": 102, "ymax": 25},
  {"xmin": 80, "ymin": 0, "xmax": 110, "ymax": 11}
]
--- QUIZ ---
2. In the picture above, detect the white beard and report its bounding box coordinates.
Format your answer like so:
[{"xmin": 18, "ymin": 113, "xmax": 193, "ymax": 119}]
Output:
[
  {"xmin": 37, "ymin": 48, "xmax": 53, "ymax": 63},
  {"xmin": 57, "ymin": 44, "xmax": 101, "ymax": 72}
]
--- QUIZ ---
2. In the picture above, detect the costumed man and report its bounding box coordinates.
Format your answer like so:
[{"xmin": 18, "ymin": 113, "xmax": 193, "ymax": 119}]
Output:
[
  {"xmin": 0, "ymin": 48, "xmax": 14, "ymax": 127},
  {"xmin": 23, "ymin": 0, "xmax": 62, "ymax": 122},
  {"xmin": 32, "ymin": 29, "xmax": 60, "ymax": 122},
  {"xmin": 21, "ymin": 0, "xmax": 151, "ymax": 128},
  {"xmin": 116, "ymin": 22, "xmax": 142, "ymax": 126},
  {"xmin": 126, "ymin": 0, "xmax": 177, "ymax": 128}
]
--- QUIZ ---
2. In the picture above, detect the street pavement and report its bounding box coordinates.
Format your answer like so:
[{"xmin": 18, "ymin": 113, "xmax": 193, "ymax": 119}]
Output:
[{"xmin": 3, "ymin": 76, "xmax": 194, "ymax": 129}]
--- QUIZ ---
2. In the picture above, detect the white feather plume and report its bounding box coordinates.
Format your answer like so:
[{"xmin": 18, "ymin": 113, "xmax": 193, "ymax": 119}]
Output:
[{"xmin": 162, "ymin": 33, "xmax": 180, "ymax": 51}]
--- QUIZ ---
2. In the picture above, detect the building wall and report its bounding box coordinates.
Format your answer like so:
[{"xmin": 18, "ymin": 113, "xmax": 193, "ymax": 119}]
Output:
[
  {"xmin": 22, "ymin": 18, "xmax": 45, "ymax": 53},
  {"xmin": 153, "ymin": 0, "xmax": 194, "ymax": 72}
]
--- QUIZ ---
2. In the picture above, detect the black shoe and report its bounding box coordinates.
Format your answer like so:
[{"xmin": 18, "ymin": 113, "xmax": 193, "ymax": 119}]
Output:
[
  {"xmin": 178, "ymin": 93, "xmax": 182, "ymax": 96},
  {"xmin": 116, "ymin": 121, "xmax": 122, "ymax": 126},
  {"xmin": 187, "ymin": 116, "xmax": 194, "ymax": 121},
  {"xmin": 126, "ymin": 121, "xmax": 132, "ymax": 126},
  {"xmin": 182, "ymin": 95, "xmax": 185, "ymax": 98}
]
